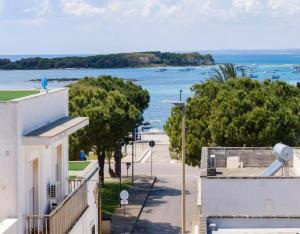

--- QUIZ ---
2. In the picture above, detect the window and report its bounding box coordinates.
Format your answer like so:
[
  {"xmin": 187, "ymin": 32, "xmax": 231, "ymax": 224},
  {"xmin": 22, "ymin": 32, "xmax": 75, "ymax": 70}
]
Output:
[{"xmin": 91, "ymin": 224, "xmax": 95, "ymax": 234}]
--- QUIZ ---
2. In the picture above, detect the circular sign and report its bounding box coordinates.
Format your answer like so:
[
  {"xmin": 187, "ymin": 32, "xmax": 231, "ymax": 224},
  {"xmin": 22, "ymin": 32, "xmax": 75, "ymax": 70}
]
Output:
[
  {"xmin": 120, "ymin": 190, "xmax": 129, "ymax": 200},
  {"xmin": 149, "ymin": 140, "xmax": 155, "ymax": 147}
]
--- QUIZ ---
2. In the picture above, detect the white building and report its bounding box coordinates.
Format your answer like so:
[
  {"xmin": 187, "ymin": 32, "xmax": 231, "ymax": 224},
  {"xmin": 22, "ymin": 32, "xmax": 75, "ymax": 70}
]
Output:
[
  {"xmin": 0, "ymin": 89, "xmax": 98, "ymax": 234},
  {"xmin": 198, "ymin": 146, "xmax": 300, "ymax": 234}
]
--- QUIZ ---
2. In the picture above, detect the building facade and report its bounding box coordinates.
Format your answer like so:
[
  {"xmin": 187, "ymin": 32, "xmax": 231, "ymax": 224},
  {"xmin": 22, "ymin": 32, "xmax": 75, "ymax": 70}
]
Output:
[
  {"xmin": 0, "ymin": 89, "xmax": 98, "ymax": 234},
  {"xmin": 198, "ymin": 146, "xmax": 300, "ymax": 234}
]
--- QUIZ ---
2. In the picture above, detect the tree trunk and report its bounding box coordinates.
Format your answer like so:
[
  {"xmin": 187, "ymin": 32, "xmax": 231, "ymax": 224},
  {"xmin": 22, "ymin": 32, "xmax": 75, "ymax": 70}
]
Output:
[
  {"xmin": 114, "ymin": 146, "xmax": 122, "ymax": 178},
  {"xmin": 97, "ymin": 149, "xmax": 105, "ymax": 185},
  {"xmin": 70, "ymin": 146, "xmax": 81, "ymax": 161}
]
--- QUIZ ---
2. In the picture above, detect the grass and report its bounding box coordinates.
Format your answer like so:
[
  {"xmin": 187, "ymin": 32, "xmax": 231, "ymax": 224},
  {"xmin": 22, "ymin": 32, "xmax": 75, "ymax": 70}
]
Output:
[
  {"xmin": 69, "ymin": 161, "xmax": 91, "ymax": 171},
  {"xmin": 0, "ymin": 90, "xmax": 40, "ymax": 101},
  {"xmin": 102, "ymin": 180, "xmax": 131, "ymax": 216}
]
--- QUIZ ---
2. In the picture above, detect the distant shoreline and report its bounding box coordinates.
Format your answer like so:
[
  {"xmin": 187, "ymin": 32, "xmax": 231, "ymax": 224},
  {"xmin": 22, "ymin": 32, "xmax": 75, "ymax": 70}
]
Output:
[
  {"xmin": 28, "ymin": 78, "xmax": 140, "ymax": 83},
  {"xmin": 0, "ymin": 51, "xmax": 214, "ymax": 70}
]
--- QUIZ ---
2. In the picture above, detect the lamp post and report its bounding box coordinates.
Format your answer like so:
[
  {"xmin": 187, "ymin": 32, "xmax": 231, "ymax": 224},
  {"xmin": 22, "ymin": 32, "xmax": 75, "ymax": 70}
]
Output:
[
  {"xmin": 131, "ymin": 128, "xmax": 135, "ymax": 184},
  {"xmin": 163, "ymin": 100, "xmax": 186, "ymax": 234},
  {"xmin": 179, "ymin": 90, "xmax": 183, "ymax": 101}
]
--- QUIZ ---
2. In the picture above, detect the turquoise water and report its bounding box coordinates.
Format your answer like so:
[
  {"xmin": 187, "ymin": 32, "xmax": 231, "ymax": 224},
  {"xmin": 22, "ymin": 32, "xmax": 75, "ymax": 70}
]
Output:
[{"xmin": 1, "ymin": 52, "xmax": 300, "ymax": 129}]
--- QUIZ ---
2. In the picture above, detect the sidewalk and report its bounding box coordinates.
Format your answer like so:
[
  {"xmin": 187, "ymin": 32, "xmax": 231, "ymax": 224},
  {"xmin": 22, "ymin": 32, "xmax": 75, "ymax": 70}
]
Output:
[{"xmin": 111, "ymin": 176, "xmax": 156, "ymax": 234}]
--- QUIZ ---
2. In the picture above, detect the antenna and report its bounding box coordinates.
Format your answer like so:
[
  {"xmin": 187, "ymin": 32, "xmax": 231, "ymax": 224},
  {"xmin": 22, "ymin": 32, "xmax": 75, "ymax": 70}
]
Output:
[{"xmin": 261, "ymin": 143, "xmax": 293, "ymax": 177}]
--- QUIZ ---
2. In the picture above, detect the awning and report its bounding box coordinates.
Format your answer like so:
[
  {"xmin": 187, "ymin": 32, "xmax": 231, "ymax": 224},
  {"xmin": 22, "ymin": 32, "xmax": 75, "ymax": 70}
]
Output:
[{"xmin": 22, "ymin": 116, "xmax": 89, "ymax": 145}]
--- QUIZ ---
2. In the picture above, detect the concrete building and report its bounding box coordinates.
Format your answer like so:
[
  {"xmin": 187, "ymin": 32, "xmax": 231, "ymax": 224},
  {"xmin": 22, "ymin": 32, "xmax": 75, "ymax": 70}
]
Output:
[
  {"xmin": 0, "ymin": 89, "xmax": 98, "ymax": 234},
  {"xmin": 198, "ymin": 146, "xmax": 300, "ymax": 234}
]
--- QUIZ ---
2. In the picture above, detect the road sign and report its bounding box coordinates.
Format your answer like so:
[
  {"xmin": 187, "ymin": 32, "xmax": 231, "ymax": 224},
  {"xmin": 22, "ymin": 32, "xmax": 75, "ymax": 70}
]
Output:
[
  {"xmin": 149, "ymin": 140, "xmax": 155, "ymax": 147},
  {"xmin": 120, "ymin": 190, "xmax": 129, "ymax": 200},
  {"xmin": 121, "ymin": 199, "xmax": 128, "ymax": 205}
]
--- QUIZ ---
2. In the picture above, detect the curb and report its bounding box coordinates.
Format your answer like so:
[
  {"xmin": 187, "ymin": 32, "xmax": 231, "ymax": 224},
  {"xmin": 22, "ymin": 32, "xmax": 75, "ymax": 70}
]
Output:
[{"xmin": 130, "ymin": 176, "xmax": 157, "ymax": 233}]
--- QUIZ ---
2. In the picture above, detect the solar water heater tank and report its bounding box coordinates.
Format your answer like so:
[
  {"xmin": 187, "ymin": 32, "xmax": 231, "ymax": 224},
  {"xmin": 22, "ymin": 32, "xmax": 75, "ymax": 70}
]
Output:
[{"xmin": 273, "ymin": 143, "xmax": 293, "ymax": 161}]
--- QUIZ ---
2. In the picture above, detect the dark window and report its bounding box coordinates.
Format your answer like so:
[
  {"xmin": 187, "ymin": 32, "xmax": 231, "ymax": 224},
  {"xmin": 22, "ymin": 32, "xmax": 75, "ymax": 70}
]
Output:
[{"xmin": 91, "ymin": 225, "xmax": 95, "ymax": 234}]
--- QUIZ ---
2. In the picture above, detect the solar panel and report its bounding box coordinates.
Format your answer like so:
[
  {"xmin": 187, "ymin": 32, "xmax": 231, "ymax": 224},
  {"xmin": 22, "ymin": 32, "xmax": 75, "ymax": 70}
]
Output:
[{"xmin": 261, "ymin": 159, "xmax": 284, "ymax": 176}]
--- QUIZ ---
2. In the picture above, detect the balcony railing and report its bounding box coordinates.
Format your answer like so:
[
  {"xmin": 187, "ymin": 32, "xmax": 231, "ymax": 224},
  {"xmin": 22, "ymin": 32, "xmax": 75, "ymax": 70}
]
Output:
[{"xmin": 25, "ymin": 178, "xmax": 88, "ymax": 234}]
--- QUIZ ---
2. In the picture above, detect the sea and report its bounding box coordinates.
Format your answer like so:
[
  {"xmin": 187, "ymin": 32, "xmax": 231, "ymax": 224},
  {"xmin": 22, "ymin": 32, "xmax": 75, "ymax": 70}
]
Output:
[{"xmin": 1, "ymin": 51, "xmax": 300, "ymax": 130}]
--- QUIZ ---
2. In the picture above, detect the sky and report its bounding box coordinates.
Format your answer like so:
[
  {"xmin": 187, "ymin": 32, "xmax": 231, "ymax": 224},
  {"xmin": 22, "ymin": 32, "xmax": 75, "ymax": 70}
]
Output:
[{"xmin": 0, "ymin": 0, "xmax": 300, "ymax": 55}]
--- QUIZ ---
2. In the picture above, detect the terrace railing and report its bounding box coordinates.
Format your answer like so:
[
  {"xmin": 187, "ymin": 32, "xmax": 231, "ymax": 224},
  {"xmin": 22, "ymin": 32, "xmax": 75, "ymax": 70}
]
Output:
[{"xmin": 25, "ymin": 178, "xmax": 88, "ymax": 234}]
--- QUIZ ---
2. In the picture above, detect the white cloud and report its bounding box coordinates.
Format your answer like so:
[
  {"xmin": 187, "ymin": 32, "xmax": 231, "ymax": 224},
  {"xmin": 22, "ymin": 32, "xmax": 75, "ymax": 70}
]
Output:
[
  {"xmin": 232, "ymin": 0, "xmax": 263, "ymax": 13},
  {"xmin": 2, "ymin": 0, "xmax": 300, "ymax": 25},
  {"xmin": 268, "ymin": 0, "xmax": 300, "ymax": 15},
  {"xmin": 60, "ymin": 0, "xmax": 106, "ymax": 16}
]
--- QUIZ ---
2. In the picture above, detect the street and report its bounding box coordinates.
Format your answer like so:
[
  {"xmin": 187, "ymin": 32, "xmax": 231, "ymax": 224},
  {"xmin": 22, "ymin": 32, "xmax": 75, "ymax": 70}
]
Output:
[
  {"xmin": 117, "ymin": 133, "xmax": 199, "ymax": 233},
  {"xmin": 105, "ymin": 133, "xmax": 200, "ymax": 233}
]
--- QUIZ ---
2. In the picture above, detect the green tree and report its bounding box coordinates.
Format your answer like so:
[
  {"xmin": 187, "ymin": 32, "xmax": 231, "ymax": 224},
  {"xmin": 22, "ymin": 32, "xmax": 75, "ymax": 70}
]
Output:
[
  {"xmin": 74, "ymin": 76, "xmax": 150, "ymax": 177},
  {"xmin": 165, "ymin": 78, "xmax": 300, "ymax": 166},
  {"xmin": 210, "ymin": 64, "xmax": 238, "ymax": 83},
  {"xmin": 69, "ymin": 76, "xmax": 149, "ymax": 183}
]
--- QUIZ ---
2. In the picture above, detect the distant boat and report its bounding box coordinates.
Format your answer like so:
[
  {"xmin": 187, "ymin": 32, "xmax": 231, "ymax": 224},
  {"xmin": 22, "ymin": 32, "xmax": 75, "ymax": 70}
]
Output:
[
  {"xmin": 249, "ymin": 74, "xmax": 258, "ymax": 78},
  {"xmin": 156, "ymin": 68, "xmax": 167, "ymax": 72},
  {"xmin": 179, "ymin": 67, "xmax": 195, "ymax": 72},
  {"xmin": 292, "ymin": 65, "xmax": 300, "ymax": 73},
  {"xmin": 272, "ymin": 75, "xmax": 280, "ymax": 80},
  {"xmin": 236, "ymin": 65, "xmax": 248, "ymax": 71},
  {"xmin": 142, "ymin": 121, "xmax": 152, "ymax": 130}
]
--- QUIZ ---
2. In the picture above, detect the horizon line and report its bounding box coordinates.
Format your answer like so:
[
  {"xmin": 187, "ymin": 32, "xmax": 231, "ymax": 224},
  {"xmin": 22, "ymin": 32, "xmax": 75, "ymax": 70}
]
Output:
[{"xmin": 1, "ymin": 48, "xmax": 300, "ymax": 56}]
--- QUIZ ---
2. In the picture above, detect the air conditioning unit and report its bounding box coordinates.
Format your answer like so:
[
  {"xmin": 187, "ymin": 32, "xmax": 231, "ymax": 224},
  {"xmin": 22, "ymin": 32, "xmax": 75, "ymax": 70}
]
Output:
[
  {"xmin": 49, "ymin": 184, "xmax": 58, "ymax": 211},
  {"xmin": 49, "ymin": 184, "xmax": 57, "ymax": 199}
]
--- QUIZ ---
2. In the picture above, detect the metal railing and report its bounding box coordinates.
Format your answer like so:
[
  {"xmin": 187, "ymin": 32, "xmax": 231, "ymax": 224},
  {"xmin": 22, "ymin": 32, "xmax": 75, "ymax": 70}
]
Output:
[{"xmin": 25, "ymin": 179, "xmax": 88, "ymax": 234}]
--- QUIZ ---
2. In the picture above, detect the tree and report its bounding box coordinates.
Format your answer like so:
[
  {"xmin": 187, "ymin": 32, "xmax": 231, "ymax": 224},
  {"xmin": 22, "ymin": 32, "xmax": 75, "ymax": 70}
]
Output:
[
  {"xmin": 69, "ymin": 76, "xmax": 150, "ymax": 183},
  {"xmin": 74, "ymin": 76, "xmax": 150, "ymax": 177},
  {"xmin": 210, "ymin": 64, "xmax": 238, "ymax": 83},
  {"xmin": 164, "ymin": 78, "xmax": 300, "ymax": 166}
]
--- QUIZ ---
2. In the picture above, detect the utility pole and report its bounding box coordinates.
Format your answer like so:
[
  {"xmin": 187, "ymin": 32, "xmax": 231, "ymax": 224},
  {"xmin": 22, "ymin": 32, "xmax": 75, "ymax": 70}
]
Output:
[
  {"xmin": 163, "ymin": 100, "xmax": 186, "ymax": 234},
  {"xmin": 181, "ymin": 104, "xmax": 186, "ymax": 234},
  {"xmin": 98, "ymin": 173, "xmax": 102, "ymax": 234},
  {"xmin": 131, "ymin": 128, "xmax": 135, "ymax": 184}
]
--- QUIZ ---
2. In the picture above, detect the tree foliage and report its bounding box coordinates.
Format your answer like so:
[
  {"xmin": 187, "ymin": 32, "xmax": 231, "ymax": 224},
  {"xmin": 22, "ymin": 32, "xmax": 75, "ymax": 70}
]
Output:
[
  {"xmin": 0, "ymin": 52, "xmax": 214, "ymax": 70},
  {"xmin": 164, "ymin": 78, "xmax": 300, "ymax": 166},
  {"xmin": 68, "ymin": 76, "xmax": 150, "ymax": 182},
  {"xmin": 210, "ymin": 64, "xmax": 238, "ymax": 83}
]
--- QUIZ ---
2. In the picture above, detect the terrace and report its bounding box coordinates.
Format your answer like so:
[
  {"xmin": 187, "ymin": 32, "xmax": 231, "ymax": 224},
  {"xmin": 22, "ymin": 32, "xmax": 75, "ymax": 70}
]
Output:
[
  {"xmin": 198, "ymin": 147, "xmax": 300, "ymax": 234},
  {"xmin": 0, "ymin": 90, "xmax": 40, "ymax": 101},
  {"xmin": 25, "ymin": 166, "xmax": 98, "ymax": 234}
]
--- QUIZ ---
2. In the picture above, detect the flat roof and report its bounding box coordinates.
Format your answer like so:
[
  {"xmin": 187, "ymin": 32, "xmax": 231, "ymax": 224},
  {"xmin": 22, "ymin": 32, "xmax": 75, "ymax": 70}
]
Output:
[
  {"xmin": 213, "ymin": 167, "xmax": 296, "ymax": 177},
  {"xmin": 0, "ymin": 90, "xmax": 40, "ymax": 101},
  {"xmin": 23, "ymin": 116, "xmax": 89, "ymax": 145},
  {"xmin": 212, "ymin": 228, "xmax": 300, "ymax": 233}
]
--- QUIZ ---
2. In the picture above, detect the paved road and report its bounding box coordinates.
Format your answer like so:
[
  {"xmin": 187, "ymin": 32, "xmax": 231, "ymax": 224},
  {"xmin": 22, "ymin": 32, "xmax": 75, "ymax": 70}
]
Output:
[
  {"xmin": 133, "ymin": 172, "xmax": 198, "ymax": 234},
  {"xmin": 105, "ymin": 133, "xmax": 200, "ymax": 233}
]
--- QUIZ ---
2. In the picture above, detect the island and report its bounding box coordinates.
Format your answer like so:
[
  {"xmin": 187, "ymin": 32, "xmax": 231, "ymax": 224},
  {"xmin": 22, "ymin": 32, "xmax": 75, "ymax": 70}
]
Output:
[{"xmin": 0, "ymin": 51, "xmax": 214, "ymax": 70}]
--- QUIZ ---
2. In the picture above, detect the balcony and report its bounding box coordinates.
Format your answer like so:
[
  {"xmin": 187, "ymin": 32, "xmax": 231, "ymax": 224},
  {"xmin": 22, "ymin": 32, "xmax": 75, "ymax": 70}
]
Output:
[{"xmin": 25, "ymin": 178, "xmax": 88, "ymax": 234}]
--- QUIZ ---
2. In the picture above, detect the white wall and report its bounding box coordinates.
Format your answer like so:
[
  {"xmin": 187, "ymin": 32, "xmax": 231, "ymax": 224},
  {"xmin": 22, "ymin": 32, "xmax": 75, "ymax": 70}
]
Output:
[
  {"xmin": 0, "ymin": 89, "xmax": 69, "ymax": 233},
  {"xmin": 208, "ymin": 217, "xmax": 300, "ymax": 229},
  {"xmin": 0, "ymin": 103, "xmax": 18, "ymax": 221},
  {"xmin": 201, "ymin": 177, "xmax": 300, "ymax": 216},
  {"xmin": 17, "ymin": 89, "xmax": 68, "ymax": 135},
  {"xmin": 293, "ymin": 150, "xmax": 300, "ymax": 176}
]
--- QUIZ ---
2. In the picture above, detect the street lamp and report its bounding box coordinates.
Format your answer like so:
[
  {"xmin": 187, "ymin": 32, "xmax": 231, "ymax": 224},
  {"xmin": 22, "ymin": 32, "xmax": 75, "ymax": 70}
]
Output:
[
  {"xmin": 179, "ymin": 90, "xmax": 183, "ymax": 101},
  {"xmin": 163, "ymin": 100, "xmax": 186, "ymax": 234}
]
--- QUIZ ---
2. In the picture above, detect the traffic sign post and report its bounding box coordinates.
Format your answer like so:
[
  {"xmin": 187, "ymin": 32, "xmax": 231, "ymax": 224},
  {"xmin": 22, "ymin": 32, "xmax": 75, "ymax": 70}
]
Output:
[
  {"xmin": 149, "ymin": 140, "xmax": 155, "ymax": 177},
  {"xmin": 120, "ymin": 190, "xmax": 129, "ymax": 217}
]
